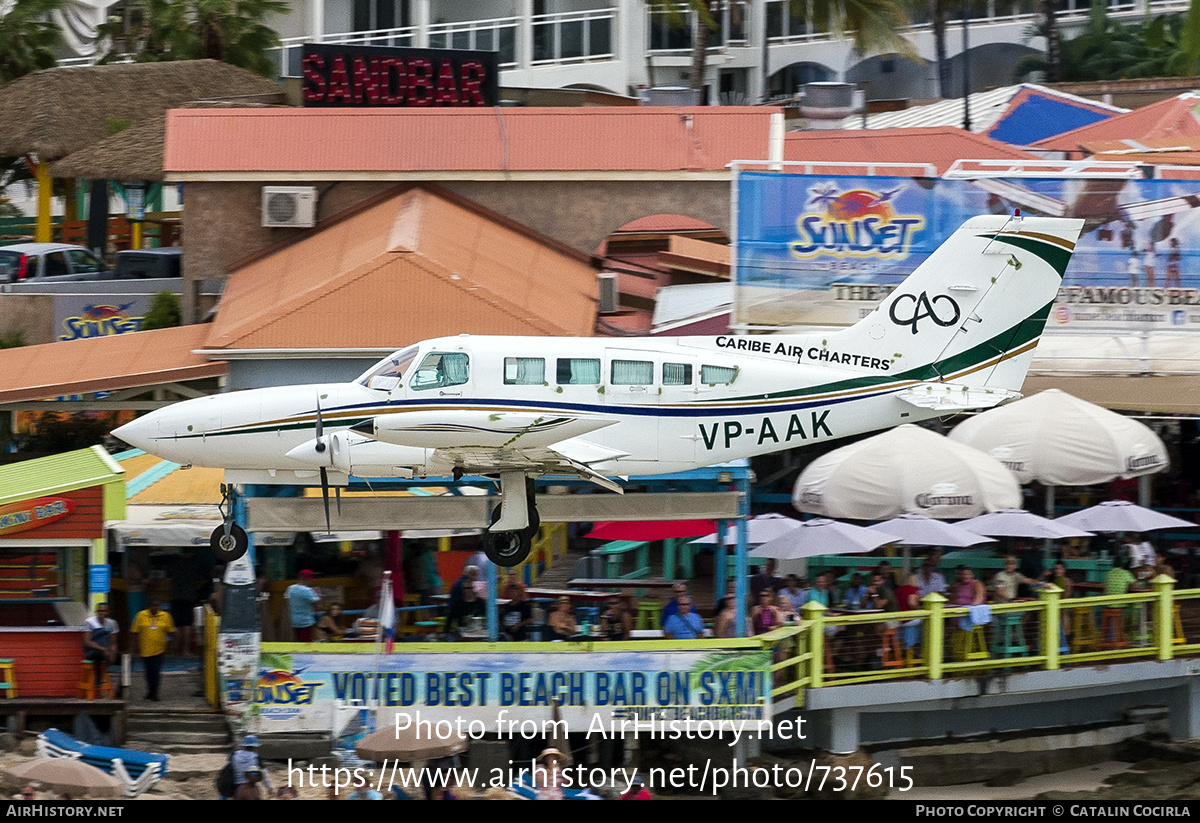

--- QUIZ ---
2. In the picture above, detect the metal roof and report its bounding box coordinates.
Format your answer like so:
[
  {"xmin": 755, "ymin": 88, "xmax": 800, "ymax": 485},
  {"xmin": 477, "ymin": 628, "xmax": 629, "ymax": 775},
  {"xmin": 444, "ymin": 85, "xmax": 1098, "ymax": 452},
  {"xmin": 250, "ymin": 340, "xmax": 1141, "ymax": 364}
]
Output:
[
  {"xmin": 1033, "ymin": 93, "xmax": 1200, "ymax": 153},
  {"xmin": 164, "ymin": 107, "xmax": 782, "ymax": 178},
  {"xmin": 844, "ymin": 84, "xmax": 1125, "ymax": 141},
  {"xmin": 0, "ymin": 446, "xmax": 123, "ymax": 514},
  {"xmin": 783, "ymin": 127, "xmax": 1039, "ymax": 175}
]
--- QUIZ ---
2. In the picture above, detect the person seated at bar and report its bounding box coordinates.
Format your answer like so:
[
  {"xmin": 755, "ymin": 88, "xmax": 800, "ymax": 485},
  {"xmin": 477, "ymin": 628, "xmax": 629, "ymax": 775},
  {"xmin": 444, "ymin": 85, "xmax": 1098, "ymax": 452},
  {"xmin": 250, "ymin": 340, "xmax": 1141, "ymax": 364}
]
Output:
[
  {"xmin": 866, "ymin": 572, "xmax": 897, "ymax": 611},
  {"xmin": 446, "ymin": 578, "xmax": 484, "ymax": 637},
  {"xmin": 779, "ymin": 575, "xmax": 806, "ymax": 611},
  {"xmin": 916, "ymin": 557, "xmax": 947, "ymax": 598},
  {"xmin": 750, "ymin": 589, "xmax": 782, "ymax": 635},
  {"xmin": 775, "ymin": 592, "xmax": 800, "ymax": 625},
  {"xmin": 664, "ymin": 596, "xmax": 705, "ymax": 639},
  {"xmin": 714, "ymin": 597, "xmax": 738, "ymax": 638},
  {"xmin": 803, "ymin": 572, "xmax": 833, "ymax": 608},
  {"xmin": 661, "ymin": 582, "xmax": 689, "ymax": 627},
  {"xmin": 989, "ymin": 556, "xmax": 1041, "ymax": 603},
  {"xmin": 315, "ymin": 603, "xmax": 347, "ymax": 641},
  {"xmin": 501, "ymin": 582, "xmax": 535, "ymax": 640},
  {"xmin": 547, "ymin": 597, "xmax": 577, "ymax": 641},
  {"xmin": 1041, "ymin": 560, "xmax": 1075, "ymax": 599},
  {"xmin": 599, "ymin": 594, "xmax": 631, "ymax": 641},
  {"xmin": 842, "ymin": 573, "xmax": 869, "ymax": 609},
  {"xmin": 951, "ymin": 566, "xmax": 986, "ymax": 607},
  {"xmin": 1104, "ymin": 558, "xmax": 1143, "ymax": 596},
  {"xmin": 895, "ymin": 572, "xmax": 923, "ymax": 649}
]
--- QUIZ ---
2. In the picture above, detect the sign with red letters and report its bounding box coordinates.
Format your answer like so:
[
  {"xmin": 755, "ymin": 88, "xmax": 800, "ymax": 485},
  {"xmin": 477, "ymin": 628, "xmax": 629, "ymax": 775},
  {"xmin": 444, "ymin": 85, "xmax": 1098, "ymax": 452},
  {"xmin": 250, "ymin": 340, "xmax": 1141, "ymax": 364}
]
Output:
[{"xmin": 301, "ymin": 43, "xmax": 499, "ymax": 108}]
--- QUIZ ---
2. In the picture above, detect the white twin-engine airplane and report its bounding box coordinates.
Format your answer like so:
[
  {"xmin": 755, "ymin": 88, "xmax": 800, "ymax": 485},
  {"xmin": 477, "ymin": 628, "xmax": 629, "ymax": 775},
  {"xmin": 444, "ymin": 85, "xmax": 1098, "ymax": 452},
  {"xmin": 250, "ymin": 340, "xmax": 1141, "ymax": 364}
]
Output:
[{"xmin": 114, "ymin": 214, "xmax": 1083, "ymax": 565}]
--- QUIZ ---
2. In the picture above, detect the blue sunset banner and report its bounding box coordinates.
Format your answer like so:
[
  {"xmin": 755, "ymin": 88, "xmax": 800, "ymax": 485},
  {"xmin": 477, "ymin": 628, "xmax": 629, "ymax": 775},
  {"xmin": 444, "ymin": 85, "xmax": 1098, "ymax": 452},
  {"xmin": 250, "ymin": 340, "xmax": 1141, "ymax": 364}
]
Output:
[{"xmin": 734, "ymin": 169, "xmax": 1200, "ymax": 332}]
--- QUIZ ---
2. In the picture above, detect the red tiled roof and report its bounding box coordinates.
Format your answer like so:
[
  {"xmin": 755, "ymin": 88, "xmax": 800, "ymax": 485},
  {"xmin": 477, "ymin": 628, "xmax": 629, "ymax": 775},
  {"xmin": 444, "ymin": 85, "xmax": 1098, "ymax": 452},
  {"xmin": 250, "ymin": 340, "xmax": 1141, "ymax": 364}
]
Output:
[
  {"xmin": 783, "ymin": 127, "xmax": 1038, "ymax": 175},
  {"xmin": 164, "ymin": 107, "xmax": 781, "ymax": 176},
  {"xmin": 204, "ymin": 187, "xmax": 598, "ymax": 351},
  {"xmin": 613, "ymin": 214, "xmax": 720, "ymax": 233},
  {"xmin": 1032, "ymin": 94, "xmax": 1200, "ymax": 152},
  {"xmin": 0, "ymin": 325, "xmax": 225, "ymax": 404}
]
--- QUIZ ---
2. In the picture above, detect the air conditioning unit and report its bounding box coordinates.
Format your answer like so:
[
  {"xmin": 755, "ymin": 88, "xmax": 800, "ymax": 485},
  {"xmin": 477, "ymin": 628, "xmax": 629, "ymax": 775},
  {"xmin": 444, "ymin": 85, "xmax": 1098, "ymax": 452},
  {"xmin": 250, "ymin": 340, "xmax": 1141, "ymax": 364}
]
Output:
[
  {"xmin": 598, "ymin": 272, "xmax": 620, "ymax": 314},
  {"xmin": 261, "ymin": 186, "xmax": 317, "ymax": 228}
]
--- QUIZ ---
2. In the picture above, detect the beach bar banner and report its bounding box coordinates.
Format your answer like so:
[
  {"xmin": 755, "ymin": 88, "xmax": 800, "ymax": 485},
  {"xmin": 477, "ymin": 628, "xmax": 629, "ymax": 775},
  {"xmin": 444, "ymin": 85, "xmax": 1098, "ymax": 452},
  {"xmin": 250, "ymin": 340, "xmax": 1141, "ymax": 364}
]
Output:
[
  {"xmin": 245, "ymin": 648, "xmax": 772, "ymax": 735},
  {"xmin": 734, "ymin": 170, "xmax": 1200, "ymax": 332}
]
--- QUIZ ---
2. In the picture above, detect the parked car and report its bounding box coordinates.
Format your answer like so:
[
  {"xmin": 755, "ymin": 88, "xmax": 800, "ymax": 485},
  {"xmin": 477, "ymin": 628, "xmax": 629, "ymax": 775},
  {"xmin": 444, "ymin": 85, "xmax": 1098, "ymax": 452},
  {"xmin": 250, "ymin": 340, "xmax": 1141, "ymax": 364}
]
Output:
[
  {"xmin": 0, "ymin": 243, "xmax": 108, "ymax": 282},
  {"xmin": 111, "ymin": 247, "xmax": 182, "ymax": 279}
]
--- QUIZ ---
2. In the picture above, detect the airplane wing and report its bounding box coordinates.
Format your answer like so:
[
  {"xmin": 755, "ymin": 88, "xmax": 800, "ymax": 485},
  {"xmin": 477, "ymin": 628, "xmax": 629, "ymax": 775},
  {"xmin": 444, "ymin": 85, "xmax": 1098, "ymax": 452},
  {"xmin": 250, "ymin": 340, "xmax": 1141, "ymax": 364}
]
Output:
[{"xmin": 428, "ymin": 440, "xmax": 629, "ymax": 493}]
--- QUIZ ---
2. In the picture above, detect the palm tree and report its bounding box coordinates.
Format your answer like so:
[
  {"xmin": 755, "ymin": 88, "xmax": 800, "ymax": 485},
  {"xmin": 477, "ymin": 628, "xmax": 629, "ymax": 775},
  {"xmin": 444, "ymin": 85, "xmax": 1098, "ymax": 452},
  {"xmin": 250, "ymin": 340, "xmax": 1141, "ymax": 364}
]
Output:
[
  {"xmin": 0, "ymin": 0, "xmax": 65, "ymax": 83},
  {"xmin": 97, "ymin": 0, "xmax": 289, "ymax": 78},
  {"xmin": 650, "ymin": 0, "xmax": 913, "ymax": 100}
]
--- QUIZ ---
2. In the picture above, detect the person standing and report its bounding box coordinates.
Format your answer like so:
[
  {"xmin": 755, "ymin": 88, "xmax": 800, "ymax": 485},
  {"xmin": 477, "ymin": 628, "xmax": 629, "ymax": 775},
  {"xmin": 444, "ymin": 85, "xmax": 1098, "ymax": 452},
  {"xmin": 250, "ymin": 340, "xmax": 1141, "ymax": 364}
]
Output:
[
  {"xmin": 130, "ymin": 598, "xmax": 175, "ymax": 701},
  {"xmin": 83, "ymin": 602, "xmax": 118, "ymax": 692},
  {"xmin": 230, "ymin": 736, "xmax": 272, "ymax": 799},
  {"xmin": 285, "ymin": 570, "xmax": 321, "ymax": 642}
]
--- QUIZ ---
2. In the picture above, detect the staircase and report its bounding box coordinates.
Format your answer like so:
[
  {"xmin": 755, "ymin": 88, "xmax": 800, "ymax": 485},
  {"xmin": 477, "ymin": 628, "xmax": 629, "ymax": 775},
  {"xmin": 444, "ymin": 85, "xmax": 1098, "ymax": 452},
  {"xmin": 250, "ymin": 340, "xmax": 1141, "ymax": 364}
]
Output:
[{"xmin": 125, "ymin": 709, "xmax": 230, "ymax": 756}]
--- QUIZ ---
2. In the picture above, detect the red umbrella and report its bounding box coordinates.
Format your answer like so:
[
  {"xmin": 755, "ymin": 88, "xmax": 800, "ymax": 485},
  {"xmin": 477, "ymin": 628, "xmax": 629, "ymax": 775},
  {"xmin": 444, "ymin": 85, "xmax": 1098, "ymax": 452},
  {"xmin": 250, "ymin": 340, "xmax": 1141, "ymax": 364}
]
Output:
[{"xmin": 584, "ymin": 520, "xmax": 716, "ymax": 541}]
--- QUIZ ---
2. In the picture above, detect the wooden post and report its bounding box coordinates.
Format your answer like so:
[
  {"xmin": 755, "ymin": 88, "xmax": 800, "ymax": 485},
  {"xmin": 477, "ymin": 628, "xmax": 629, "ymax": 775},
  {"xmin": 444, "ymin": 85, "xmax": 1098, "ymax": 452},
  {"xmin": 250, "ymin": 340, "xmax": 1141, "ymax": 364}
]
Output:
[{"xmin": 35, "ymin": 160, "xmax": 52, "ymax": 242}]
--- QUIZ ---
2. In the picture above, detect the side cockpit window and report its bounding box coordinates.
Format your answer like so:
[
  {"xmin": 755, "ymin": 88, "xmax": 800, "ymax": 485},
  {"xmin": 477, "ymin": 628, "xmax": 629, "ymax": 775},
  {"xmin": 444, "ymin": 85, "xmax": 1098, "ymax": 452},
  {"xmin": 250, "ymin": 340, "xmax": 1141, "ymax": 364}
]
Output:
[{"xmin": 410, "ymin": 352, "xmax": 470, "ymax": 391}]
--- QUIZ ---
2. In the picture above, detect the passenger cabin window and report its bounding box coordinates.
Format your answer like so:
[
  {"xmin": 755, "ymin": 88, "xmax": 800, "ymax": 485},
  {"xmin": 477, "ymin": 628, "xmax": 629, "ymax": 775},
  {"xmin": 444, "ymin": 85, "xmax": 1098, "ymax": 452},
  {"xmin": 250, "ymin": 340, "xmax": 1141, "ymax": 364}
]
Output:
[
  {"xmin": 701, "ymin": 365, "xmax": 738, "ymax": 385},
  {"xmin": 504, "ymin": 357, "xmax": 545, "ymax": 385},
  {"xmin": 557, "ymin": 358, "xmax": 601, "ymax": 385},
  {"xmin": 663, "ymin": 363, "xmax": 692, "ymax": 386},
  {"xmin": 360, "ymin": 345, "xmax": 419, "ymax": 390},
  {"xmin": 611, "ymin": 360, "xmax": 653, "ymax": 385},
  {"xmin": 410, "ymin": 352, "xmax": 470, "ymax": 390}
]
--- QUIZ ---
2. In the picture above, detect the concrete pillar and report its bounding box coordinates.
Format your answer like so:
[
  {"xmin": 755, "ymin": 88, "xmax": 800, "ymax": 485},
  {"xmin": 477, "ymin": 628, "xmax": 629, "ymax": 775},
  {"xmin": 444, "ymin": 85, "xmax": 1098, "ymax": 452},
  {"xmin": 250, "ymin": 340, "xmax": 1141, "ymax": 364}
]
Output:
[
  {"xmin": 310, "ymin": 0, "xmax": 324, "ymax": 39},
  {"xmin": 416, "ymin": 0, "xmax": 431, "ymax": 47},
  {"xmin": 1168, "ymin": 677, "xmax": 1200, "ymax": 741},
  {"xmin": 752, "ymin": 0, "xmax": 768, "ymax": 102},
  {"xmin": 828, "ymin": 706, "xmax": 860, "ymax": 755}
]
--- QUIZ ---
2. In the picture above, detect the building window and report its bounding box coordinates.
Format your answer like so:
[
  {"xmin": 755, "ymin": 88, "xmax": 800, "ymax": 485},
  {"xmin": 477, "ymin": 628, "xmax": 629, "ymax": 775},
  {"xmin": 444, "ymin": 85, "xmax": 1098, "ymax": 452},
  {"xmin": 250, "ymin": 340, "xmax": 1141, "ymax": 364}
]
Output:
[{"xmin": 353, "ymin": 0, "xmax": 409, "ymax": 31}]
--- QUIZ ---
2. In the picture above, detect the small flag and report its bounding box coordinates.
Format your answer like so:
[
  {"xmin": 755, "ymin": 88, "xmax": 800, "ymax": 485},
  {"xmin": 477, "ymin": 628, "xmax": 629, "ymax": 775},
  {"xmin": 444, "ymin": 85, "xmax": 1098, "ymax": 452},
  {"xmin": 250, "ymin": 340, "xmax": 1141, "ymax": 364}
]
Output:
[{"xmin": 380, "ymin": 571, "xmax": 395, "ymax": 655}]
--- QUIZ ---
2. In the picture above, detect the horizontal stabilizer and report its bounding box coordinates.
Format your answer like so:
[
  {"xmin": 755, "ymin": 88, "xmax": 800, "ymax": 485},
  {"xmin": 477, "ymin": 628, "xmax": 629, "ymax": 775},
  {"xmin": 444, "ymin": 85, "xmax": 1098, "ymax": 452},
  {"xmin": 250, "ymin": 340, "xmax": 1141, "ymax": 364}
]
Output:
[{"xmin": 898, "ymin": 382, "xmax": 1021, "ymax": 411}]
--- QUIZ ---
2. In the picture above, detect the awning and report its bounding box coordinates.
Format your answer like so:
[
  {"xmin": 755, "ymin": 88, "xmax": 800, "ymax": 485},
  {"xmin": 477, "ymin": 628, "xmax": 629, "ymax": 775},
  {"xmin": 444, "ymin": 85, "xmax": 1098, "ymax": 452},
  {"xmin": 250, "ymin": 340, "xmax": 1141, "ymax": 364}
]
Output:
[{"xmin": 109, "ymin": 504, "xmax": 295, "ymax": 548}]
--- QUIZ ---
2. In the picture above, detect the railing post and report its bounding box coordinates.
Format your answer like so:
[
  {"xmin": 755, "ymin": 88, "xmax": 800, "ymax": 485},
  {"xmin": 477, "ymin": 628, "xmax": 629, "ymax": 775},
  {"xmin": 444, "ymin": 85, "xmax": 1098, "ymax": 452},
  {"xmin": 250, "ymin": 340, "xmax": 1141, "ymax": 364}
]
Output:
[
  {"xmin": 923, "ymin": 592, "xmax": 946, "ymax": 680},
  {"xmin": 1154, "ymin": 573, "xmax": 1177, "ymax": 661},
  {"xmin": 1038, "ymin": 582, "xmax": 1062, "ymax": 671},
  {"xmin": 802, "ymin": 600, "xmax": 825, "ymax": 689}
]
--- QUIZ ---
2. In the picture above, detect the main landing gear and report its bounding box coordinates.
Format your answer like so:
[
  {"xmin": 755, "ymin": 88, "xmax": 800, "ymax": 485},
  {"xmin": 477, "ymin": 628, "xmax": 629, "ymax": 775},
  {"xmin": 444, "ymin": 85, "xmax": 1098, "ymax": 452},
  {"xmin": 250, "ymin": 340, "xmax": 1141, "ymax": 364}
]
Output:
[
  {"xmin": 210, "ymin": 483, "xmax": 249, "ymax": 562},
  {"xmin": 482, "ymin": 471, "xmax": 539, "ymax": 567}
]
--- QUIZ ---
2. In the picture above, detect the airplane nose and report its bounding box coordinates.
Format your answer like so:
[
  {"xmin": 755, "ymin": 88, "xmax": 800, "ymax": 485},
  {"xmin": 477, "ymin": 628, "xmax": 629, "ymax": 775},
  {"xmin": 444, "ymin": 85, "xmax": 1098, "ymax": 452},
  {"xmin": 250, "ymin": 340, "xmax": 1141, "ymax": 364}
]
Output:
[{"xmin": 112, "ymin": 414, "xmax": 160, "ymax": 452}]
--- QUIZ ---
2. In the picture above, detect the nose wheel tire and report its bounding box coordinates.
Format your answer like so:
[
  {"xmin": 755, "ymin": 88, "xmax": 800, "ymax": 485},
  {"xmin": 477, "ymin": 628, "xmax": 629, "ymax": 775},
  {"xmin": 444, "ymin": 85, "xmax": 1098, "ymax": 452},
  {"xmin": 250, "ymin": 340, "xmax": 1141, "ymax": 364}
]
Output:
[
  {"xmin": 482, "ymin": 500, "xmax": 539, "ymax": 568},
  {"xmin": 210, "ymin": 524, "xmax": 249, "ymax": 563}
]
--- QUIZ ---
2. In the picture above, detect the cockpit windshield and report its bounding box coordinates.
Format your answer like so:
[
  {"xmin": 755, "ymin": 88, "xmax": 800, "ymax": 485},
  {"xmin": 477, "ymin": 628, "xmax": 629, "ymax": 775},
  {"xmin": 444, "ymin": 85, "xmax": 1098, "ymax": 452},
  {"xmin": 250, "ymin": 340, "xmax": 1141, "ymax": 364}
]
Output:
[{"xmin": 358, "ymin": 345, "xmax": 419, "ymax": 390}]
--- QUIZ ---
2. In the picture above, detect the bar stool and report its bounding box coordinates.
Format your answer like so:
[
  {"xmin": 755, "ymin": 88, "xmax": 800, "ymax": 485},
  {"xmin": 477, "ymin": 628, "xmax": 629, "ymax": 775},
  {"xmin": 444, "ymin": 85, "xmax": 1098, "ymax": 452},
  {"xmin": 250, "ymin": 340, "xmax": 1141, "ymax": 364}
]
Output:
[
  {"xmin": 991, "ymin": 613, "xmax": 1028, "ymax": 658},
  {"xmin": 954, "ymin": 625, "xmax": 990, "ymax": 661},
  {"xmin": 0, "ymin": 659, "xmax": 16, "ymax": 698},
  {"xmin": 79, "ymin": 660, "xmax": 113, "ymax": 699},
  {"xmin": 1070, "ymin": 606, "xmax": 1099, "ymax": 653},
  {"xmin": 1174, "ymin": 604, "xmax": 1186, "ymax": 645},
  {"xmin": 880, "ymin": 626, "xmax": 904, "ymax": 668},
  {"xmin": 1097, "ymin": 608, "xmax": 1128, "ymax": 650},
  {"xmin": 636, "ymin": 601, "xmax": 661, "ymax": 630}
]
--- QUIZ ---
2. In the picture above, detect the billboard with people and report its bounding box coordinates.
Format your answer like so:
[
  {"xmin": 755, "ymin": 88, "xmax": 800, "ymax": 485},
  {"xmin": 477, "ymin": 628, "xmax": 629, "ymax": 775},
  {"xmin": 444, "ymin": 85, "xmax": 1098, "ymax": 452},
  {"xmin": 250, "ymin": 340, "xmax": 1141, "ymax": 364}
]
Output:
[{"xmin": 734, "ymin": 169, "xmax": 1200, "ymax": 332}]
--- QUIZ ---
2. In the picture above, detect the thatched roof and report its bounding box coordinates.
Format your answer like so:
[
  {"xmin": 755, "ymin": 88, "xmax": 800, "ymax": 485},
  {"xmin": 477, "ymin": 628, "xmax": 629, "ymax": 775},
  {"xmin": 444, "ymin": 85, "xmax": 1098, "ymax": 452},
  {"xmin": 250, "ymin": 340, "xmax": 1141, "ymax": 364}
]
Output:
[{"xmin": 0, "ymin": 60, "xmax": 283, "ymax": 159}]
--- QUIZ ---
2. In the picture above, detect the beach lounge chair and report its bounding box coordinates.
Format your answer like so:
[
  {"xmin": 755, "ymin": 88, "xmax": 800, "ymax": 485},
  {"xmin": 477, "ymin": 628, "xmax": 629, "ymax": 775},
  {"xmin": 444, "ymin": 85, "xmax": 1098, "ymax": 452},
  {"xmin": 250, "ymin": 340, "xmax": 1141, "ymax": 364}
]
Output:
[{"xmin": 37, "ymin": 729, "xmax": 169, "ymax": 797}]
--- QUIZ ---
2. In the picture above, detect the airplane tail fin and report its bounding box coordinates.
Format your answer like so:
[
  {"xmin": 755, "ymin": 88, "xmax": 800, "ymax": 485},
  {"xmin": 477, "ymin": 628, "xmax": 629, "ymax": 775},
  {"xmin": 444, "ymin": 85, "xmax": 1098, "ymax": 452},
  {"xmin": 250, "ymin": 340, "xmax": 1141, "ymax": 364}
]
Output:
[{"xmin": 826, "ymin": 214, "xmax": 1084, "ymax": 393}]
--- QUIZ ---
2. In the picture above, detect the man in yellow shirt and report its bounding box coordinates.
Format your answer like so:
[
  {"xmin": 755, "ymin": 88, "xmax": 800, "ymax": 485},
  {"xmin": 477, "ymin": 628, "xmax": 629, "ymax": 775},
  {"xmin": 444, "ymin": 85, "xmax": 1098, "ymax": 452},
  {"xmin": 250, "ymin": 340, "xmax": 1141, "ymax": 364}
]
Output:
[{"xmin": 130, "ymin": 599, "xmax": 175, "ymax": 701}]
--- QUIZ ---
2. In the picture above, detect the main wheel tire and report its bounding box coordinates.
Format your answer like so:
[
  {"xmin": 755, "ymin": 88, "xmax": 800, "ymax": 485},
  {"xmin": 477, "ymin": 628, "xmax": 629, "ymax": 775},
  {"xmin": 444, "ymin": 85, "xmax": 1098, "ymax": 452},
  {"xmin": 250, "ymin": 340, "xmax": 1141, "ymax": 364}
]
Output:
[
  {"xmin": 210, "ymin": 524, "xmax": 249, "ymax": 563},
  {"xmin": 482, "ymin": 499, "xmax": 538, "ymax": 567}
]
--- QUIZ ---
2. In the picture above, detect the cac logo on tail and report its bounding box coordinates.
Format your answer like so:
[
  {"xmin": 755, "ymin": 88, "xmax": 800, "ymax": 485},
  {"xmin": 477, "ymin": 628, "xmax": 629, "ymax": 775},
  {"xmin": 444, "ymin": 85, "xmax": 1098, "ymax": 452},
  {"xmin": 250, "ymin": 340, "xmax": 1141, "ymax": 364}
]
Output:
[{"xmin": 889, "ymin": 291, "xmax": 960, "ymax": 334}]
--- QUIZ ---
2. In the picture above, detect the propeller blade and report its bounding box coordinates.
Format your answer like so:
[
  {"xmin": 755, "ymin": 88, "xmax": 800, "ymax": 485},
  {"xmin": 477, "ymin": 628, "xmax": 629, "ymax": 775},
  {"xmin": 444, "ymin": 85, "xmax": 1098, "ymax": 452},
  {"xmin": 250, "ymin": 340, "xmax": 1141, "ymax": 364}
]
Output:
[
  {"xmin": 335, "ymin": 485, "xmax": 342, "ymax": 516},
  {"xmin": 320, "ymin": 467, "xmax": 332, "ymax": 534},
  {"xmin": 315, "ymin": 396, "xmax": 326, "ymax": 454}
]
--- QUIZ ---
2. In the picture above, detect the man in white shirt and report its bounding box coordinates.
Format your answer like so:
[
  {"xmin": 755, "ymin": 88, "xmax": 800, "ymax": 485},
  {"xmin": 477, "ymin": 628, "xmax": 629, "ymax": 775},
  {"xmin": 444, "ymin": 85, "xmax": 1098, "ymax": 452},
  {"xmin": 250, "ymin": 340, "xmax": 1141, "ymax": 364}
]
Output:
[
  {"xmin": 916, "ymin": 559, "xmax": 947, "ymax": 598},
  {"xmin": 1125, "ymin": 533, "xmax": 1156, "ymax": 570}
]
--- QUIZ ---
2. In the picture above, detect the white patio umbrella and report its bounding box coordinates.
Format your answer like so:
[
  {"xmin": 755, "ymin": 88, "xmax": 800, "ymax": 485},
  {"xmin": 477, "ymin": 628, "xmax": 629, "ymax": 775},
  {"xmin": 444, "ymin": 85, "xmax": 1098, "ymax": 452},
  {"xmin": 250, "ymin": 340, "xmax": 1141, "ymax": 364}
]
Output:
[
  {"xmin": 793, "ymin": 424, "xmax": 1020, "ymax": 521},
  {"xmin": 691, "ymin": 513, "xmax": 803, "ymax": 546},
  {"xmin": 1055, "ymin": 500, "xmax": 1197, "ymax": 534},
  {"xmin": 868, "ymin": 513, "xmax": 996, "ymax": 547},
  {"xmin": 948, "ymin": 389, "xmax": 1168, "ymax": 487},
  {"xmin": 958, "ymin": 508, "xmax": 1093, "ymax": 540},
  {"xmin": 752, "ymin": 518, "xmax": 900, "ymax": 560}
]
